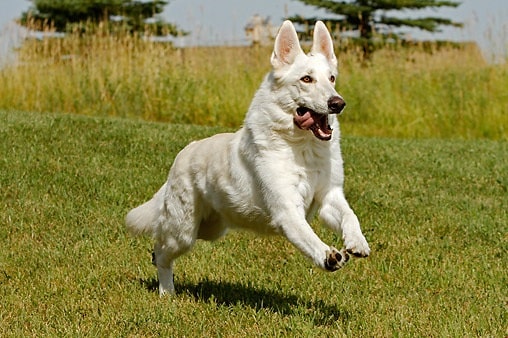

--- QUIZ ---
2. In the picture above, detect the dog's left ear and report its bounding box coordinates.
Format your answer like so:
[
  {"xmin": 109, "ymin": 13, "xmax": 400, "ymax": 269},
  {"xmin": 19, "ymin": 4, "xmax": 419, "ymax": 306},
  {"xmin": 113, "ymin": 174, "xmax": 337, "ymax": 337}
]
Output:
[{"xmin": 311, "ymin": 21, "xmax": 337, "ymax": 67}]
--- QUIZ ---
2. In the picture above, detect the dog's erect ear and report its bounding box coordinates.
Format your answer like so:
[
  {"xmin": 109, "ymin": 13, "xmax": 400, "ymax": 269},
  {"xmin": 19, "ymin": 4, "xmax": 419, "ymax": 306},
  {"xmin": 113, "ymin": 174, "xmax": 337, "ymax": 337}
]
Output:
[
  {"xmin": 271, "ymin": 20, "xmax": 304, "ymax": 69},
  {"xmin": 311, "ymin": 21, "xmax": 337, "ymax": 67}
]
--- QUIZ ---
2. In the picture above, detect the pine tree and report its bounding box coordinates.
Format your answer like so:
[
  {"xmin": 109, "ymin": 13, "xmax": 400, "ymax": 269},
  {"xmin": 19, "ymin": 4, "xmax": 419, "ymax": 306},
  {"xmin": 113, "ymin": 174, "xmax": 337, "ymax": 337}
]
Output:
[
  {"xmin": 20, "ymin": 0, "xmax": 184, "ymax": 36},
  {"xmin": 288, "ymin": 0, "xmax": 463, "ymax": 59}
]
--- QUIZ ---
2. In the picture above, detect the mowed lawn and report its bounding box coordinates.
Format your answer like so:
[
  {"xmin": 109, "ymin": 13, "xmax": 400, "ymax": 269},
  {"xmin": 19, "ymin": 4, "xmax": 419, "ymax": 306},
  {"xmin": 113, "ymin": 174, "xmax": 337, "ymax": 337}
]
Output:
[{"xmin": 0, "ymin": 110, "xmax": 506, "ymax": 336}]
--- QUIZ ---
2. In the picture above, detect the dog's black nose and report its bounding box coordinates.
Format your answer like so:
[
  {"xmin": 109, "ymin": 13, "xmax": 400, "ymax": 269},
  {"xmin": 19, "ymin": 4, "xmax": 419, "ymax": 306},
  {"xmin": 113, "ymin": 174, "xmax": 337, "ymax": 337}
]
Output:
[{"xmin": 328, "ymin": 96, "xmax": 346, "ymax": 114}]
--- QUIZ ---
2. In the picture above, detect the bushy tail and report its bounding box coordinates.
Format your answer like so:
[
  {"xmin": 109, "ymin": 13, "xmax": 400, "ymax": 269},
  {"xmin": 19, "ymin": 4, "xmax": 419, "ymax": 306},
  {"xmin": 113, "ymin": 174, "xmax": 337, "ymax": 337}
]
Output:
[{"xmin": 125, "ymin": 183, "xmax": 166, "ymax": 236}]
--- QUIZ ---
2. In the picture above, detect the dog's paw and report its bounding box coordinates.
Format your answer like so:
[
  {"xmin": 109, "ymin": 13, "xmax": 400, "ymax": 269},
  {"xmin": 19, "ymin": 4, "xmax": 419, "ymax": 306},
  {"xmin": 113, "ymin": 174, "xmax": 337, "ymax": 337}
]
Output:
[
  {"xmin": 344, "ymin": 233, "xmax": 370, "ymax": 258},
  {"xmin": 324, "ymin": 247, "xmax": 349, "ymax": 271}
]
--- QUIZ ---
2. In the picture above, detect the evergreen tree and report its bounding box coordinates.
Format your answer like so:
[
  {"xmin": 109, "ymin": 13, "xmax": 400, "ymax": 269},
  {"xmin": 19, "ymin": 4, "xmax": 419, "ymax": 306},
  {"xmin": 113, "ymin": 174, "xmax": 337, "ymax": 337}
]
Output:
[
  {"xmin": 20, "ymin": 0, "xmax": 184, "ymax": 36},
  {"xmin": 288, "ymin": 0, "xmax": 462, "ymax": 58}
]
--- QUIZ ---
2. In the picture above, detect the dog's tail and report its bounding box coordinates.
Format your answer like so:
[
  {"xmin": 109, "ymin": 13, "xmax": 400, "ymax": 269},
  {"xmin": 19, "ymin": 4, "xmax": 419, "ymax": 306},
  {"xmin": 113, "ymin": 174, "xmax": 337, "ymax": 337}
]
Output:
[{"xmin": 125, "ymin": 183, "xmax": 166, "ymax": 236}]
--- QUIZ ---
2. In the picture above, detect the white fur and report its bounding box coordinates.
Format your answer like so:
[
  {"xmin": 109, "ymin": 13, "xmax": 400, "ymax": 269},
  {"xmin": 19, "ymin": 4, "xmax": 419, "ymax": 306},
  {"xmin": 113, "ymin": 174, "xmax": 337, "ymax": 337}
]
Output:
[{"xmin": 126, "ymin": 21, "xmax": 370, "ymax": 296}]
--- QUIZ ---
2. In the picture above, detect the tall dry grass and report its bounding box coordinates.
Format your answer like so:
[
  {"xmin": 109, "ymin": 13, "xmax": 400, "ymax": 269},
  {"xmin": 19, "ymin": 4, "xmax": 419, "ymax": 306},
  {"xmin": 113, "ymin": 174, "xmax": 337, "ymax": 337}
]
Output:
[
  {"xmin": 1, "ymin": 25, "xmax": 507, "ymax": 139},
  {"xmin": 341, "ymin": 44, "xmax": 508, "ymax": 139},
  {"xmin": 1, "ymin": 28, "xmax": 268, "ymax": 127}
]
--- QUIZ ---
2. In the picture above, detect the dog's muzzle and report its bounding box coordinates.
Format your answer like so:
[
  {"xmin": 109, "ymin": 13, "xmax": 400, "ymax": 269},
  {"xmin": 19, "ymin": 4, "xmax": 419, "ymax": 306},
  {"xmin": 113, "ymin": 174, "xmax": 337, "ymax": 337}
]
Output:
[{"xmin": 293, "ymin": 96, "xmax": 346, "ymax": 141}]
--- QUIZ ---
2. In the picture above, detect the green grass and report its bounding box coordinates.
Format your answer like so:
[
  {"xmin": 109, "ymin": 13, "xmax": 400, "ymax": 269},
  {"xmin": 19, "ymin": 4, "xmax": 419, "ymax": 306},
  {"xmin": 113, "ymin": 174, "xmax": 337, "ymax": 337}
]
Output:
[{"xmin": 1, "ymin": 110, "xmax": 506, "ymax": 336}]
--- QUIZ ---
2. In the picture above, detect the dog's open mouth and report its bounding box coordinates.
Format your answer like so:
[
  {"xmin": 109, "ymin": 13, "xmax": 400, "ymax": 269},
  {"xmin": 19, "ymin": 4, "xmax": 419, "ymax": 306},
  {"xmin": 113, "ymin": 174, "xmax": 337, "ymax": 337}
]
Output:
[{"xmin": 294, "ymin": 107, "xmax": 332, "ymax": 141}]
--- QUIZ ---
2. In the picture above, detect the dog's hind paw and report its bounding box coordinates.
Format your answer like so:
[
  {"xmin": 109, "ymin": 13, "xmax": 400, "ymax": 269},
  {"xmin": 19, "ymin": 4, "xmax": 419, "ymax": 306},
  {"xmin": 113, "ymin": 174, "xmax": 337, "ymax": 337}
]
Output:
[{"xmin": 324, "ymin": 247, "xmax": 349, "ymax": 271}]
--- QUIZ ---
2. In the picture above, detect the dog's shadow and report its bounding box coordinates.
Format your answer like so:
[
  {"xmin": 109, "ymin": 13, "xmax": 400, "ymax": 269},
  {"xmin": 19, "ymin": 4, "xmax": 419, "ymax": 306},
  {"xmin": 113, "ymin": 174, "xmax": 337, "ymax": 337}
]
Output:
[{"xmin": 140, "ymin": 277, "xmax": 351, "ymax": 326}]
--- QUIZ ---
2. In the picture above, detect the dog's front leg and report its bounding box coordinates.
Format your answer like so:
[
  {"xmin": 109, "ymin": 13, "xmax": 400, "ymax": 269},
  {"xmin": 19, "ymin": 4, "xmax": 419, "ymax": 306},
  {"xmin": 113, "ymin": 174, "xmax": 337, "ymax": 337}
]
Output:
[
  {"xmin": 259, "ymin": 185, "xmax": 349, "ymax": 271},
  {"xmin": 253, "ymin": 158, "xmax": 349, "ymax": 271},
  {"xmin": 319, "ymin": 187, "xmax": 370, "ymax": 257},
  {"xmin": 277, "ymin": 215, "xmax": 350, "ymax": 271}
]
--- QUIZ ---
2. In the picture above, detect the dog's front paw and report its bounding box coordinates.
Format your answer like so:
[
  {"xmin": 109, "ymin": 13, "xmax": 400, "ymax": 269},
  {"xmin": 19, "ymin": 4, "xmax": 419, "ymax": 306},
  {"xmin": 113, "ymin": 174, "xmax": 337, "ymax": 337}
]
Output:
[
  {"xmin": 344, "ymin": 233, "xmax": 370, "ymax": 258},
  {"xmin": 324, "ymin": 247, "xmax": 349, "ymax": 271}
]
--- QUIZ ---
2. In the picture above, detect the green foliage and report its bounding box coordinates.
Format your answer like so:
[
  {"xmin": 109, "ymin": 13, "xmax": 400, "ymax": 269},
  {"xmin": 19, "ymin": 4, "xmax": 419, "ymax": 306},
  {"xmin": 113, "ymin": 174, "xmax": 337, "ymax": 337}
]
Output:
[
  {"xmin": 19, "ymin": 0, "xmax": 184, "ymax": 36},
  {"xmin": 288, "ymin": 0, "xmax": 462, "ymax": 58},
  {"xmin": 1, "ymin": 110, "xmax": 506, "ymax": 336}
]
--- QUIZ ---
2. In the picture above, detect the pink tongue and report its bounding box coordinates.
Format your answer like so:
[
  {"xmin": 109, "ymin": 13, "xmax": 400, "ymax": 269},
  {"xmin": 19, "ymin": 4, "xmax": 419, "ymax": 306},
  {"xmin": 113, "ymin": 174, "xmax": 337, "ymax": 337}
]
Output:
[{"xmin": 294, "ymin": 111, "xmax": 315, "ymax": 130}]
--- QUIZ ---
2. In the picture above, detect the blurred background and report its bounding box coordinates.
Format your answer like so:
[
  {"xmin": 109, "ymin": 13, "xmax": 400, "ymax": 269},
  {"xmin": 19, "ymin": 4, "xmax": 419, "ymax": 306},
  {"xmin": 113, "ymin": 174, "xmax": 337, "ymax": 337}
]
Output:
[{"xmin": 1, "ymin": 0, "xmax": 507, "ymax": 60}]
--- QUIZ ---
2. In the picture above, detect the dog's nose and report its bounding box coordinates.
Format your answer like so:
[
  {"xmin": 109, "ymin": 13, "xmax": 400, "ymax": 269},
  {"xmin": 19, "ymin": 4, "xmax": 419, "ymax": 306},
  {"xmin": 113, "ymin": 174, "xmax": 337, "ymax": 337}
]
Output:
[{"xmin": 328, "ymin": 96, "xmax": 346, "ymax": 114}]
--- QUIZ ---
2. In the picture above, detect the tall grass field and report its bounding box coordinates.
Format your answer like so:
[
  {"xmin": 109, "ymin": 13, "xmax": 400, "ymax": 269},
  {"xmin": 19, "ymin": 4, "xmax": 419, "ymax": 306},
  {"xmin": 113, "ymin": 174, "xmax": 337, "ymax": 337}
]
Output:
[
  {"xmin": 0, "ymin": 28, "xmax": 507, "ymax": 139},
  {"xmin": 0, "ymin": 26, "xmax": 507, "ymax": 336}
]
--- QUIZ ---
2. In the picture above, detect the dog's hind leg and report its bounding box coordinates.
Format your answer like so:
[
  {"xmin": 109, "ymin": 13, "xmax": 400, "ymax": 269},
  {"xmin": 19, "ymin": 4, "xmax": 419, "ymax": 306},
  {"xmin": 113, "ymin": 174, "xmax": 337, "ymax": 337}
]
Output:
[
  {"xmin": 152, "ymin": 213, "xmax": 199, "ymax": 296},
  {"xmin": 157, "ymin": 261, "xmax": 175, "ymax": 296},
  {"xmin": 153, "ymin": 233, "xmax": 196, "ymax": 296},
  {"xmin": 153, "ymin": 241, "xmax": 177, "ymax": 296}
]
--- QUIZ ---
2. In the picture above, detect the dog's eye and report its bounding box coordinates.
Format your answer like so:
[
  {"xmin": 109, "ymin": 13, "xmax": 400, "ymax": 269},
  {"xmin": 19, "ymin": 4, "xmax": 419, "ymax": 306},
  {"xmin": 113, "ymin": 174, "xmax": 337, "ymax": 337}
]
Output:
[
  {"xmin": 300, "ymin": 75, "xmax": 313, "ymax": 83},
  {"xmin": 330, "ymin": 75, "xmax": 336, "ymax": 83}
]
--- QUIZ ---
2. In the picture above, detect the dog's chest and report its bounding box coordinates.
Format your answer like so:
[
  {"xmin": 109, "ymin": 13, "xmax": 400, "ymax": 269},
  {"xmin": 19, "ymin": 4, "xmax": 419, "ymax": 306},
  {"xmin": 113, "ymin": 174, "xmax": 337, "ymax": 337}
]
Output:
[{"xmin": 293, "ymin": 146, "xmax": 330, "ymax": 206}]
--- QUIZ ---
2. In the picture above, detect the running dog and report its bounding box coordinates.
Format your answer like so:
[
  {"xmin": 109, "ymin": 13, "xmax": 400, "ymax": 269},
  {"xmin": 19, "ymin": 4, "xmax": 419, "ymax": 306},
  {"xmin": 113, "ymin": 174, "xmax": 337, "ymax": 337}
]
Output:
[{"xmin": 126, "ymin": 20, "xmax": 370, "ymax": 295}]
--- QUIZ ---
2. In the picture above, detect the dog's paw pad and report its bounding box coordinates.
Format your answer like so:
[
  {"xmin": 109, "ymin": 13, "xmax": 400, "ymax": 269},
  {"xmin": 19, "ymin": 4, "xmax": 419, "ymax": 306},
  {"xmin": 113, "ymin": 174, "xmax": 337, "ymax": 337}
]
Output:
[{"xmin": 324, "ymin": 247, "xmax": 349, "ymax": 271}]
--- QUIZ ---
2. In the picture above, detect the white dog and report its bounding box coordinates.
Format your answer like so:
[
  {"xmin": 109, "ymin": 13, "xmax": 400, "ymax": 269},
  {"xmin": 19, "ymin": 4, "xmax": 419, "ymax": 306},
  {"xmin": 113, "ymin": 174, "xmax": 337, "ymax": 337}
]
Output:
[{"xmin": 126, "ymin": 20, "xmax": 370, "ymax": 296}]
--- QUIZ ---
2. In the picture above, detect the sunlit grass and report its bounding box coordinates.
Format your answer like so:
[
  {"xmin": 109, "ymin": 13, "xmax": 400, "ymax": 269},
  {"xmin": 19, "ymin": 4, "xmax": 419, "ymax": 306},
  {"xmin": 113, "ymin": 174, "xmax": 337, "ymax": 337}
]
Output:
[{"xmin": 1, "ymin": 110, "xmax": 506, "ymax": 336}]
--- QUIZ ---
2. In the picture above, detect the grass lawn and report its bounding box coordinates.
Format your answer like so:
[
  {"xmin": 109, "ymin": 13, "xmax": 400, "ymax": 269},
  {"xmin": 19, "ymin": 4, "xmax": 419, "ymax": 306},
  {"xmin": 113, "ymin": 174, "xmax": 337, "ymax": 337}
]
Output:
[{"xmin": 0, "ymin": 110, "xmax": 506, "ymax": 336}]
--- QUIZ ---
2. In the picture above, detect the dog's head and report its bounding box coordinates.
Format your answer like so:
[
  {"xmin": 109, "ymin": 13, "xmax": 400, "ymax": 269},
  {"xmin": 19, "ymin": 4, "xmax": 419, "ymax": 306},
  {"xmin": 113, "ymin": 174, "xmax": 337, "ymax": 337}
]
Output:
[{"xmin": 270, "ymin": 21, "xmax": 344, "ymax": 141}]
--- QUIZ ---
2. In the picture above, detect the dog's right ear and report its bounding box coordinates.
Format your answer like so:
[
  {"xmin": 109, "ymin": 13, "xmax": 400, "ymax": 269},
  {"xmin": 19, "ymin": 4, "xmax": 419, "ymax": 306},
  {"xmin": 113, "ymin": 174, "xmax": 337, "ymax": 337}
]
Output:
[{"xmin": 271, "ymin": 20, "xmax": 303, "ymax": 69}]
